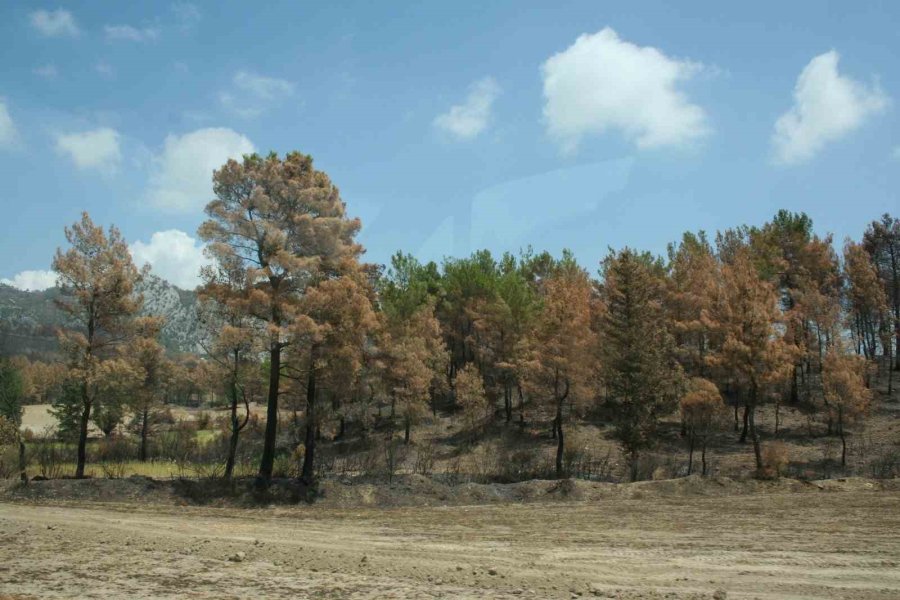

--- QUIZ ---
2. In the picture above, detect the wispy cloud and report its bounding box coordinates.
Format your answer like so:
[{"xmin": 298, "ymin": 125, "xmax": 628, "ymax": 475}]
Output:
[
  {"xmin": 104, "ymin": 24, "xmax": 160, "ymax": 42},
  {"xmin": 30, "ymin": 9, "xmax": 80, "ymax": 38},
  {"xmin": 219, "ymin": 70, "xmax": 295, "ymax": 118}
]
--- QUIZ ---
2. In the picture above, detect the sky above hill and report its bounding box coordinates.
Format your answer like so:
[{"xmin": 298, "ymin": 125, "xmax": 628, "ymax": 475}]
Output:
[{"xmin": 1, "ymin": 1, "xmax": 898, "ymax": 290}]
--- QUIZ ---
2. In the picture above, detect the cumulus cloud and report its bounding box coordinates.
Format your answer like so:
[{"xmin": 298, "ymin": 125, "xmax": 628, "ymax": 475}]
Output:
[
  {"xmin": 104, "ymin": 24, "xmax": 160, "ymax": 42},
  {"xmin": 0, "ymin": 101, "xmax": 18, "ymax": 149},
  {"xmin": 146, "ymin": 127, "xmax": 255, "ymax": 212},
  {"xmin": 541, "ymin": 27, "xmax": 709, "ymax": 153},
  {"xmin": 219, "ymin": 71, "xmax": 295, "ymax": 118},
  {"xmin": 1, "ymin": 270, "xmax": 56, "ymax": 291},
  {"xmin": 433, "ymin": 77, "xmax": 501, "ymax": 140},
  {"xmin": 55, "ymin": 127, "xmax": 121, "ymax": 173},
  {"xmin": 130, "ymin": 230, "xmax": 210, "ymax": 289},
  {"xmin": 772, "ymin": 51, "xmax": 889, "ymax": 165},
  {"xmin": 33, "ymin": 64, "xmax": 58, "ymax": 79},
  {"xmin": 30, "ymin": 9, "xmax": 80, "ymax": 38}
]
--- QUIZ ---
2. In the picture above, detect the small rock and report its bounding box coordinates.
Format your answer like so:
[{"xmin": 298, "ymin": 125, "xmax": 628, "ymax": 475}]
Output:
[
  {"xmin": 228, "ymin": 551, "xmax": 246, "ymax": 563},
  {"xmin": 713, "ymin": 591, "xmax": 727, "ymax": 600},
  {"xmin": 488, "ymin": 568, "xmax": 498, "ymax": 576}
]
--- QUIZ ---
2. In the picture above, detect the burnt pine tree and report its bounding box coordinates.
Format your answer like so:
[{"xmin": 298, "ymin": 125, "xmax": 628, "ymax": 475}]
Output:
[
  {"xmin": 199, "ymin": 152, "xmax": 362, "ymax": 488},
  {"xmin": 52, "ymin": 213, "xmax": 143, "ymax": 479}
]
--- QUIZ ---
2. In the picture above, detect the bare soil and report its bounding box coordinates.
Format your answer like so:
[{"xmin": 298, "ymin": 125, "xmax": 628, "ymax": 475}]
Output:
[{"xmin": 1, "ymin": 478, "xmax": 899, "ymax": 599}]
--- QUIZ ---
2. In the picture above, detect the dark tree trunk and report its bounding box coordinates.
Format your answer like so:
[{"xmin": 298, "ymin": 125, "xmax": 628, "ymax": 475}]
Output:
[
  {"xmin": 700, "ymin": 439, "xmax": 708, "ymax": 477},
  {"xmin": 404, "ymin": 416, "xmax": 411, "ymax": 445},
  {"xmin": 224, "ymin": 371, "xmax": 242, "ymax": 481},
  {"xmin": 139, "ymin": 408, "xmax": 149, "ymax": 462},
  {"xmin": 504, "ymin": 384, "xmax": 512, "ymax": 423},
  {"xmin": 554, "ymin": 406, "xmax": 564, "ymax": 478},
  {"xmin": 300, "ymin": 363, "xmax": 317, "ymax": 485},
  {"xmin": 739, "ymin": 403, "xmax": 749, "ymax": 443},
  {"xmin": 749, "ymin": 405, "xmax": 763, "ymax": 471},
  {"xmin": 18, "ymin": 438, "xmax": 27, "ymax": 483},
  {"xmin": 256, "ymin": 342, "xmax": 281, "ymax": 488},
  {"xmin": 839, "ymin": 407, "xmax": 847, "ymax": 468},
  {"xmin": 75, "ymin": 388, "xmax": 91, "ymax": 479},
  {"xmin": 687, "ymin": 431, "xmax": 694, "ymax": 476},
  {"xmin": 733, "ymin": 403, "xmax": 739, "ymax": 432}
]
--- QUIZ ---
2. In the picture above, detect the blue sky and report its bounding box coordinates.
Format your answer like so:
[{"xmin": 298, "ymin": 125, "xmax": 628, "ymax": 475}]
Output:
[{"xmin": 1, "ymin": 1, "xmax": 898, "ymax": 290}]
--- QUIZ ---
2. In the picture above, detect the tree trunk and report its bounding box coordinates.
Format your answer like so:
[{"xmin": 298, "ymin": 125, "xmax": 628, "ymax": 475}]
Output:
[
  {"xmin": 839, "ymin": 407, "xmax": 847, "ymax": 468},
  {"xmin": 300, "ymin": 363, "xmax": 317, "ymax": 486},
  {"xmin": 18, "ymin": 438, "xmax": 27, "ymax": 483},
  {"xmin": 554, "ymin": 403, "xmax": 564, "ymax": 478},
  {"xmin": 739, "ymin": 403, "xmax": 749, "ymax": 443},
  {"xmin": 139, "ymin": 408, "xmax": 149, "ymax": 462},
  {"xmin": 256, "ymin": 342, "xmax": 281, "ymax": 488},
  {"xmin": 687, "ymin": 432, "xmax": 694, "ymax": 476},
  {"xmin": 733, "ymin": 403, "xmax": 739, "ymax": 432},
  {"xmin": 630, "ymin": 450, "xmax": 639, "ymax": 482},
  {"xmin": 700, "ymin": 439, "xmax": 708, "ymax": 477},
  {"xmin": 75, "ymin": 389, "xmax": 91, "ymax": 479},
  {"xmin": 504, "ymin": 384, "xmax": 512, "ymax": 423},
  {"xmin": 224, "ymin": 378, "xmax": 240, "ymax": 481},
  {"xmin": 748, "ymin": 405, "xmax": 763, "ymax": 471},
  {"xmin": 404, "ymin": 416, "xmax": 411, "ymax": 445}
]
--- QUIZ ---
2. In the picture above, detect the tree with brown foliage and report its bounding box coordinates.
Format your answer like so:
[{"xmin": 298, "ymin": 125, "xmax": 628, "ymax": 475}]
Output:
[
  {"xmin": 290, "ymin": 265, "xmax": 378, "ymax": 484},
  {"xmin": 680, "ymin": 377, "xmax": 725, "ymax": 476},
  {"xmin": 710, "ymin": 249, "xmax": 793, "ymax": 472},
  {"xmin": 520, "ymin": 253, "xmax": 595, "ymax": 478},
  {"xmin": 455, "ymin": 363, "xmax": 489, "ymax": 440},
  {"xmin": 52, "ymin": 213, "xmax": 143, "ymax": 478},
  {"xmin": 199, "ymin": 151, "xmax": 362, "ymax": 488},
  {"xmin": 198, "ymin": 260, "xmax": 261, "ymax": 481},
  {"xmin": 379, "ymin": 299, "xmax": 447, "ymax": 446},
  {"xmin": 822, "ymin": 348, "xmax": 872, "ymax": 467}
]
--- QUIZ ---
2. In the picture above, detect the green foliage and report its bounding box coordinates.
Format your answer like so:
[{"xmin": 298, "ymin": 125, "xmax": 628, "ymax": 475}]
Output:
[{"xmin": 0, "ymin": 358, "xmax": 25, "ymax": 427}]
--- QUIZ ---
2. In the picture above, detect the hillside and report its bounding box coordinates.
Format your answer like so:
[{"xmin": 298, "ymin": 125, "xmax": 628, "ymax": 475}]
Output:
[{"xmin": 0, "ymin": 274, "xmax": 202, "ymax": 356}]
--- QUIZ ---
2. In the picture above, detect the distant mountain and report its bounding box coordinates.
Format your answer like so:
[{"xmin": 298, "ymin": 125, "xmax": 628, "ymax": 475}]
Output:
[{"xmin": 0, "ymin": 274, "xmax": 202, "ymax": 357}]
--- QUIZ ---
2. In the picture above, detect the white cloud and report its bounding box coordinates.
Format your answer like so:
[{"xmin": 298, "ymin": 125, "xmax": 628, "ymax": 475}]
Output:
[
  {"xmin": 30, "ymin": 9, "xmax": 80, "ymax": 38},
  {"xmin": 893, "ymin": 147, "xmax": 900, "ymax": 161},
  {"xmin": 234, "ymin": 71, "xmax": 294, "ymax": 100},
  {"xmin": 146, "ymin": 127, "xmax": 255, "ymax": 212},
  {"xmin": 33, "ymin": 64, "xmax": 58, "ymax": 79},
  {"xmin": 130, "ymin": 230, "xmax": 210, "ymax": 289},
  {"xmin": 55, "ymin": 128, "xmax": 121, "ymax": 173},
  {"xmin": 772, "ymin": 51, "xmax": 889, "ymax": 165},
  {"xmin": 541, "ymin": 27, "xmax": 709, "ymax": 153},
  {"xmin": 0, "ymin": 101, "xmax": 18, "ymax": 149},
  {"xmin": 1, "ymin": 270, "xmax": 56, "ymax": 291},
  {"xmin": 219, "ymin": 71, "xmax": 295, "ymax": 118},
  {"xmin": 433, "ymin": 77, "xmax": 501, "ymax": 140},
  {"xmin": 104, "ymin": 24, "xmax": 160, "ymax": 42}
]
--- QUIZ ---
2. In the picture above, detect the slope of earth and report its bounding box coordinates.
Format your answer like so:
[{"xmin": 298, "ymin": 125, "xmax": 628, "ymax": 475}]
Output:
[
  {"xmin": 1, "ymin": 486, "xmax": 899, "ymax": 599},
  {"xmin": 0, "ymin": 274, "xmax": 200, "ymax": 356}
]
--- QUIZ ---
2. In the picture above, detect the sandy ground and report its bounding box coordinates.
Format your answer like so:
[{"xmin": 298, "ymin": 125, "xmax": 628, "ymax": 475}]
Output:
[{"xmin": 1, "ymin": 489, "xmax": 899, "ymax": 599}]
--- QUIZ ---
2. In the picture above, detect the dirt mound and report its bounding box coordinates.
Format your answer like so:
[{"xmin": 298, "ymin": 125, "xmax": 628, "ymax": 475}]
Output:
[{"xmin": 2, "ymin": 474, "xmax": 895, "ymax": 509}]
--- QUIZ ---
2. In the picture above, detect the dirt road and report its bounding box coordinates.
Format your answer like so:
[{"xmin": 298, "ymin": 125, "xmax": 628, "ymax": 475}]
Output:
[{"xmin": 1, "ymin": 490, "xmax": 899, "ymax": 599}]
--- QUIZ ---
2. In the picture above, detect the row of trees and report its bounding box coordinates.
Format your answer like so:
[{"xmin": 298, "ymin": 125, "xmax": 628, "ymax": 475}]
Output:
[{"xmin": 5, "ymin": 150, "xmax": 896, "ymax": 486}]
